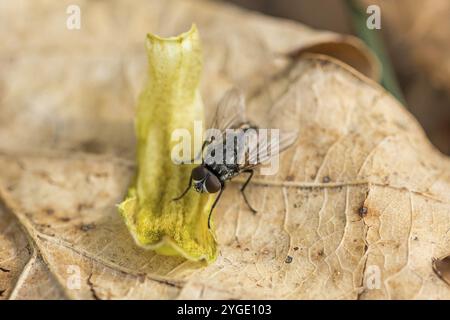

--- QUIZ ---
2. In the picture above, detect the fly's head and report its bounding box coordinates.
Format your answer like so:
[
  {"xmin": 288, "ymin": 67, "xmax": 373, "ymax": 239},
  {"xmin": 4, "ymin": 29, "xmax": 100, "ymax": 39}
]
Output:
[{"xmin": 191, "ymin": 165, "xmax": 221, "ymax": 194}]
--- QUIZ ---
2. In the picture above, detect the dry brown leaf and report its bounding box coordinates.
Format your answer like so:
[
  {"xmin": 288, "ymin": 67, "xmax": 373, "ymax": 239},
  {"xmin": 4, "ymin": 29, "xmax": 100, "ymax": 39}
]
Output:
[{"xmin": 0, "ymin": 0, "xmax": 449, "ymax": 299}]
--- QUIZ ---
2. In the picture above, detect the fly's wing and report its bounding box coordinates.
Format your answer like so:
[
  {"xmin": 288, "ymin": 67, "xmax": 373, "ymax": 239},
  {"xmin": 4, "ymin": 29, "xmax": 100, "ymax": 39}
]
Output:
[
  {"xmin": 242, "ymin": 129, "xmax": 298, "ymax": 169},
  {"xmin": 209, "ymin": 87, "xmax": 247, "ymax": 132},
  {"xmin": 203, "ymin": 88, "xmax": 248, "ymax": 164}
]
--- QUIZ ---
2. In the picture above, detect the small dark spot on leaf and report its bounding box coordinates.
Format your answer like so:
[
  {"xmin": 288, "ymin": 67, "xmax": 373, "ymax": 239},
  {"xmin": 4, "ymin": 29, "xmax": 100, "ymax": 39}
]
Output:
[
  {"xmin": 317, "ymin": 249, "xmax": 324, "ymax": 257},
  {"xmin": 77, "ymin": 203, "xmax": 94, "ymax": 212},
  {"xmin": 0, "ymin": 267, "xmax": 10, "ymax": 273},
  {"xmin": 93, "ymin": 172, "xmax": 109, "ymax": 178},
  {"xmin": 80, "ymin": 139, "xmax": 104, "ymax": 154},
  {"xmin": 322, "ymin": 176, "xmax": 331, "ymax": 183},
  {"xmin": 80, "ymin": 223, "xmax": 96, "ymax": 232},
  {"xmin": 244, "ymin": 248, "xmax": 250, "ymax": 252},
  {"xmin": 285, "ymin": 256, "xmax": 293, "ymax": 264},
  {"xmin": 293, "ymin": 247, "xmax": 299, "ymax": 251},
  {"xmin": 413, "ymin": 236, "xmax": 418, "ymax": 241},
  {"xmin": 138, "ymin": 274, "xmax": 146, "ymax": 283},
  {"xmin": 358, "ymin": 206, "xmax": 368, "ymax": 217},
  {"xmin": 0, "ymin": 289, "xmax": 5, "ymax": 296},
  {"xmin": 60, "ymin": 217, "xmax": 70, "ymax": 222}
]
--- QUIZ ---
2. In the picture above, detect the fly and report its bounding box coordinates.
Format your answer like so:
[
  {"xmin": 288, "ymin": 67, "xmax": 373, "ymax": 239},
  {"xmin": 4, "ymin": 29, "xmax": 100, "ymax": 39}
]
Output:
[{"xmin": 173, "ymin": 88, "xmax": 298, "ymax": 229}]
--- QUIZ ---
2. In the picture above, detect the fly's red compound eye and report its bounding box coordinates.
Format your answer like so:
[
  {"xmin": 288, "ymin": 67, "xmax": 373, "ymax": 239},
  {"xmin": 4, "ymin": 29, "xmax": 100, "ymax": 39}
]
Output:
[
  {"xmin": 192, "ymin": 166, "xmax": 208, "ymax": 182},
  {"xmin": 204, "ymin": 174, "xmax": 221, "ymax": 193}
]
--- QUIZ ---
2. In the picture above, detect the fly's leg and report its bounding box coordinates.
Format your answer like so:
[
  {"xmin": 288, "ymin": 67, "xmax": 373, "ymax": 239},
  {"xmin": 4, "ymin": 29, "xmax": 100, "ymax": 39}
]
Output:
[
  {"xmin": 240, "ymin": 169, "xmax": 257, "ymax": 214},
  {"xmin": 208, "ymin": 185, "xmax": 224, "ymax": 229},
  {"xmin": 172, "ymin": 172, "xmax": 193, "ymax": 201},
  {"xmin": 199, "ymin": 140, "xmax": 210, "ymax": 164}
]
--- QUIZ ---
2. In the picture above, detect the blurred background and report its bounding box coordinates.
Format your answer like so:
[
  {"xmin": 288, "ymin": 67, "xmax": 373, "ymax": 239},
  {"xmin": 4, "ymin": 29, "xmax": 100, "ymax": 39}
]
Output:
[{"xmin": 227, "ymin": 0, "xmax": 450, "ymax": 155}]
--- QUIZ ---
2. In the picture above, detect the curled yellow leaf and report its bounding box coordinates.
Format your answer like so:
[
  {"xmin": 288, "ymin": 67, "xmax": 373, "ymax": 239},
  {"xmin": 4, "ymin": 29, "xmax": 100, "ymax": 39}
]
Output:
[{"xmin": 118, "ymin": 25, "xmax": 217, "ymax": 263}]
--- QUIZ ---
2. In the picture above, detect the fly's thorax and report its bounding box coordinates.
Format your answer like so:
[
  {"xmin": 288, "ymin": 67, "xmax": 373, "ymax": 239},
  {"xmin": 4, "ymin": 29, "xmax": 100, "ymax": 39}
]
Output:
[
  {"xmin": 204, "ymin": 129, "xmax": 251, "ymax": 167},
  {"xmin": 207, "ymin": 162, "xmax": 240, "ymax": 182}
]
